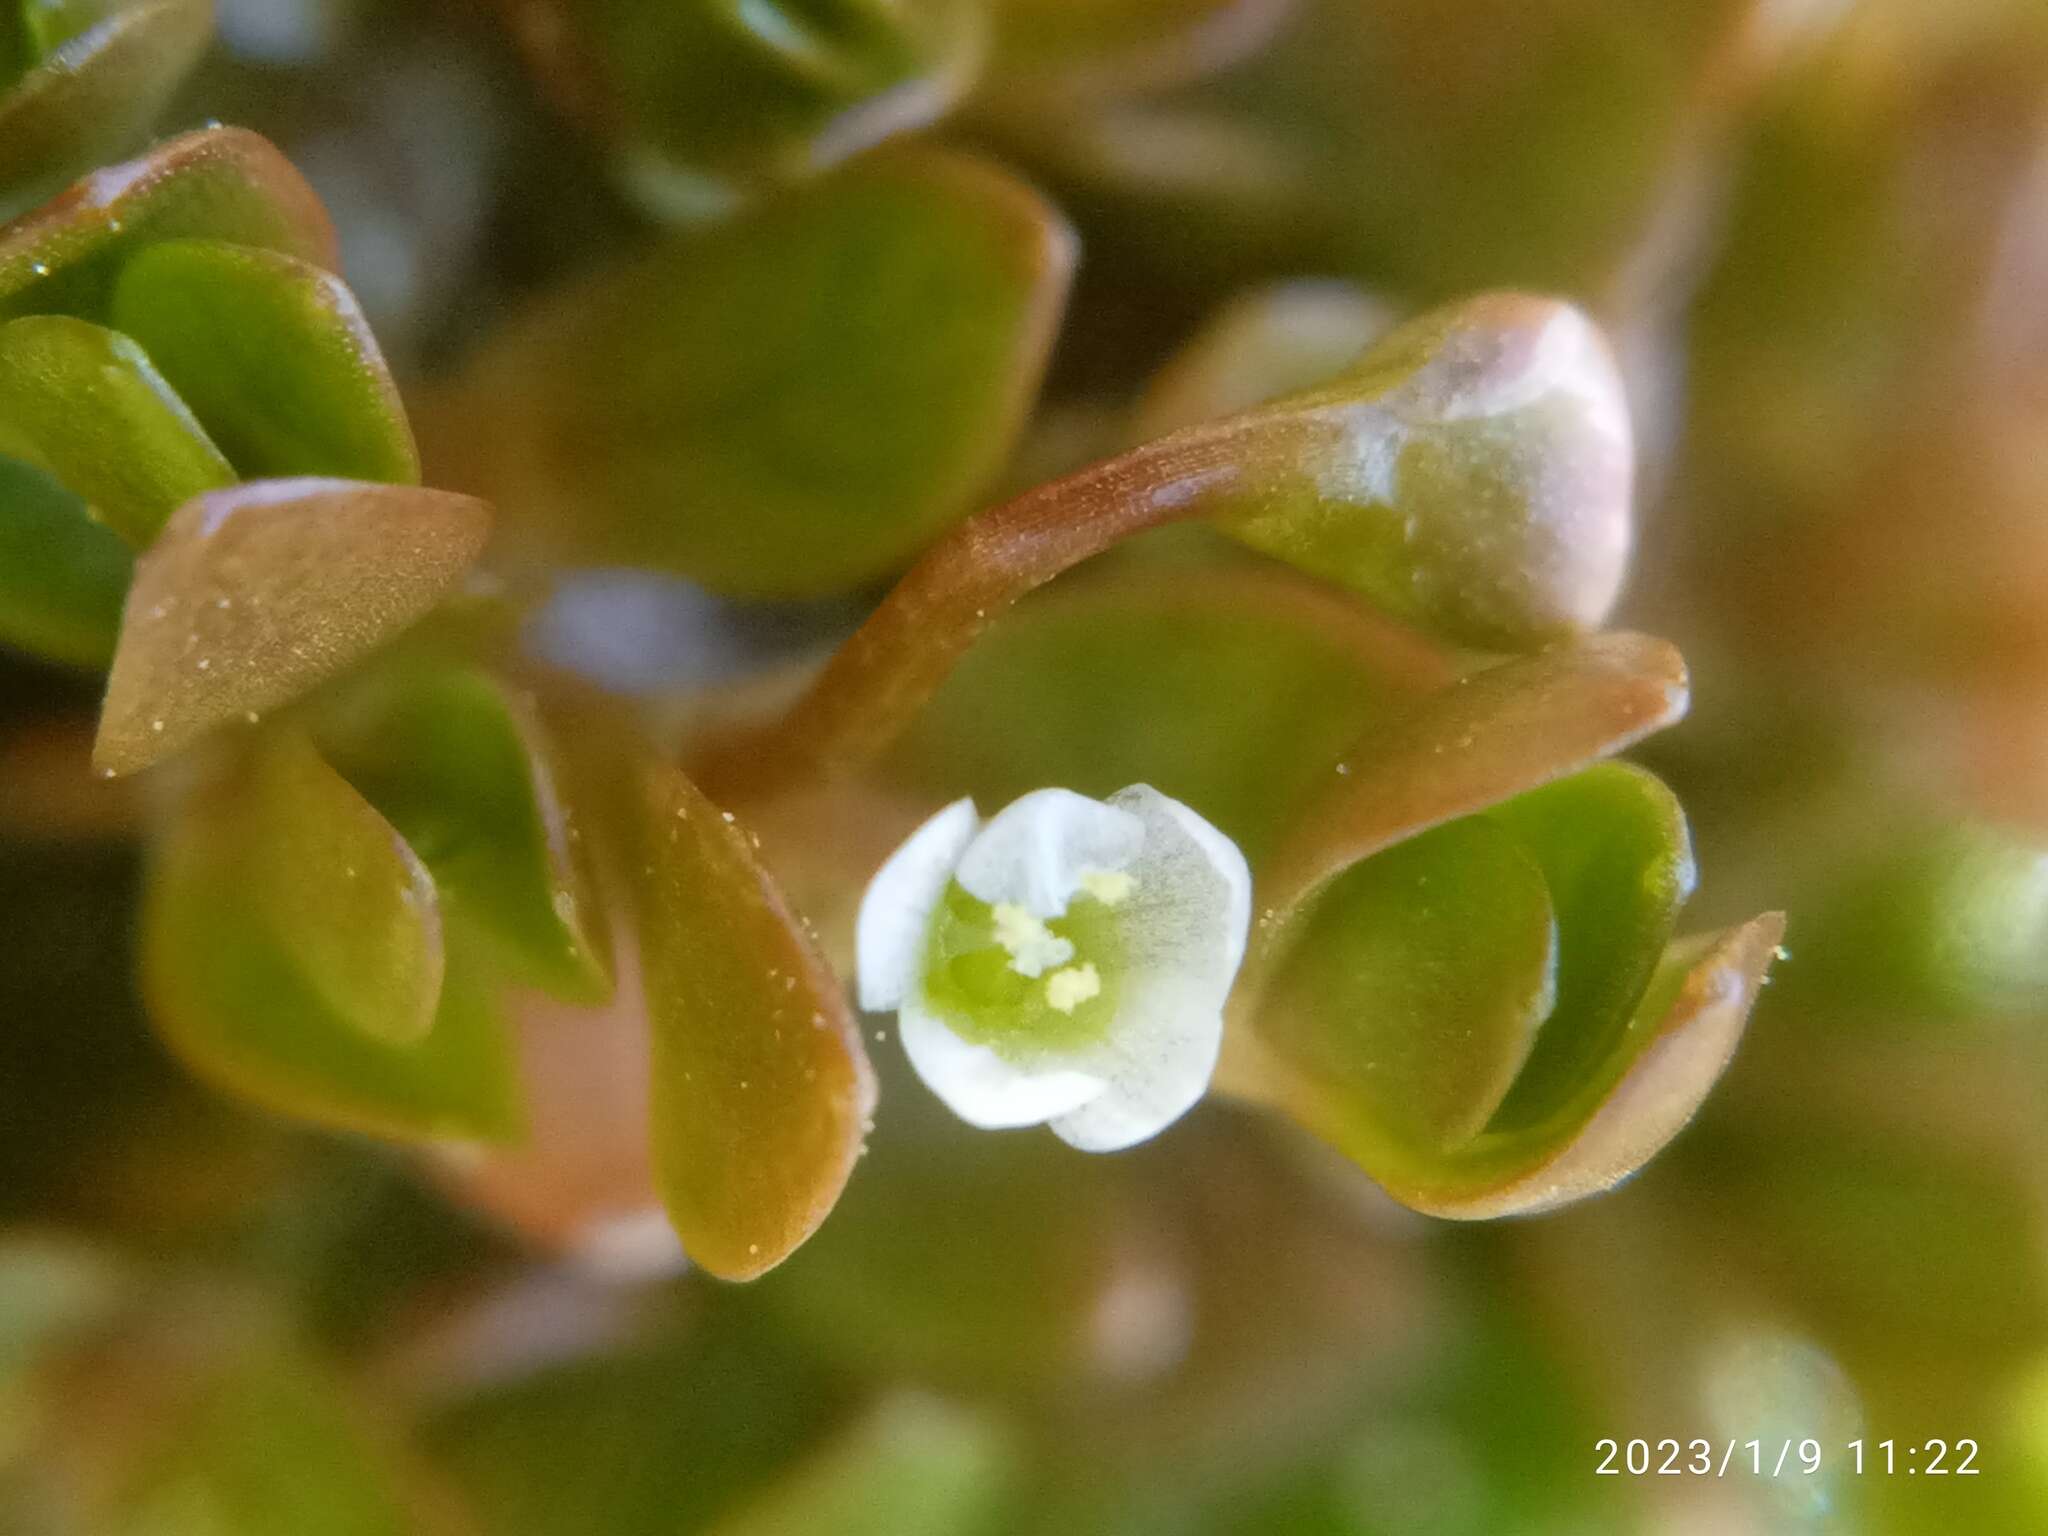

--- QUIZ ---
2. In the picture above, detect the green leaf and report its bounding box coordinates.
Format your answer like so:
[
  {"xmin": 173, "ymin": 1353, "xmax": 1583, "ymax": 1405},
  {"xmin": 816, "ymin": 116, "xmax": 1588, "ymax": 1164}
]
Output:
[
  {"xmin": 95, "ymin": 478, "xmax": 492, "ymax": 777},
  {"xmin": 636, "ymin": 760, "xmax": 876, "ymax": 1279},
  {"xmin": 1483, "ymin": 761, "xmax": 1696, "ymax": 1129},
  {"xmin": 507, "ymin": 0, "xmax": 981, "ymax": 200},
  {"xmin": 881, "ymin": 558, "xmax": 1451, "ymax": 865},
  {"xmin": 1258, "ymin": 816, "xmax": 1558, "ymax": 1154},
  {"xmin": 1225, "ymin": 634, "xmax": 1771, "ymax": 1216},
  {"xmin": 434, "ymin": 147, "xmax": 1071, "ymax": 596},
  {"xmin": 0, "ymin": 313, "xmax": 235, "ymax": 545},
  {"xmin": 110, "ymin": 238, "xmax": 419, "ymax": 485},
  {"xmin": 0, "ymin": 0, "xmax": 214, "ymax": 210},
  {"xmin": 0, "ymin": 125, "xmax": 337, "ymax": 321},
  {"xmin": 241, "ymin": 729, "xmax": 446, "ymax": 1047},
  {"xmin": 143, "ymin": 733, "xmax": 521, "ymax": 1143},
  {"xmin": 705, "ymin": 1396, "xmax": 1014, "ymax": 1536},
  {"xmin": 320, "ymin": 665, "xmax": 612, "ymax": 1004},
  {"xmin": 0, "ymin": 449, "xmax": 129, "ymax": 665},
  {"xmin": 1269, "ymin": 915, "xmax": 1784, "ymax": 1218}
]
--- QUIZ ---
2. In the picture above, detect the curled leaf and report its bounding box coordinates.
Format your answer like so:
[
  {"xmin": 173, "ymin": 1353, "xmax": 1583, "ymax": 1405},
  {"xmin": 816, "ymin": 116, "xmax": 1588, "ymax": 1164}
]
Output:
[
  {"xmin": 0, "ymin": 313, "xmax": 235, "ymax": 545},
  {"xmin": 0, "ymin": 450, "xmax": 130, "ymax": 666},
  {"xmin": 707, "ymin": 292, "xmax": 1633, "ymax": 793},
  {"xmin": 143, "ymin": 732, "xmax": 520, "ymax": 1142},
  {"xmin": 1412, "ymin": 914, "xmax": 1786, "ymax": 1219},
  {"xmin": 95, "ymin": 478, "xmax": 492, "ymax": 777},
  {"xmin": 636, "ymin": 761, "xmax": 876, "ymax": 1280},
  {"xmin": 1257, "ymin": 815, "xmax": 1559, "ymax": 1153},
  {"xmin": 320, "ymin": 665, "xmax": 612, "ymax": 1003},
  {"xmin": 0, "ymin": 0, "xmax": 214, "ymax": 209},
  {"xmin": 0, "ymin": 125, "xmax": 337, "ymax": 320},
  {"xmin": 110, "ymin": 238, "xmax": 419, "ymax": 484},
  {"xmin": 1224, "ymin": 633, "xmax": 1767, "ymax": 1215},
  {"xmin": 431, "ymin": 147, "xmax": 1072, "ymax": 597}
]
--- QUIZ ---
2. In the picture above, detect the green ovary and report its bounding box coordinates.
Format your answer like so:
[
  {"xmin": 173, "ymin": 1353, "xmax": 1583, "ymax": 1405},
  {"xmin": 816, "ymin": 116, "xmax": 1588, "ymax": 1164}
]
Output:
[{"xmin": 920, "ymin": 879, "xmax": 1126, "ymax": 1061}]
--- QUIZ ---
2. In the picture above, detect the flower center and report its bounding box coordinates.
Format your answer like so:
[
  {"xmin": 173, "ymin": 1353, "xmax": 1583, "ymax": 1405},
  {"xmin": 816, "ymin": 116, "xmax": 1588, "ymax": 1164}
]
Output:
[{"xmin": 919, "ymin": 872, "xmax": 1130, "ymax": 1059}]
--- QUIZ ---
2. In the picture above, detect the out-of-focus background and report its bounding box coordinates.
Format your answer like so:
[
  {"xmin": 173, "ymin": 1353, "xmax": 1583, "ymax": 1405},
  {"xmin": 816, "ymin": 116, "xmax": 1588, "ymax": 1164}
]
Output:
[{"xmin": 7, "ymin": 0, "xmax": 2048, "ymax": 1531}]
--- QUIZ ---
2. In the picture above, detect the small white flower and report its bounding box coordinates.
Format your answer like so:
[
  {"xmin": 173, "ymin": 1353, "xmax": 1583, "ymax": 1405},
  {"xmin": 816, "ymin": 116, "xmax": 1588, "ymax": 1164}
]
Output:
[{"xmin": 857, "ymin": 786, "xmax": 1252, "ymax": 1151}]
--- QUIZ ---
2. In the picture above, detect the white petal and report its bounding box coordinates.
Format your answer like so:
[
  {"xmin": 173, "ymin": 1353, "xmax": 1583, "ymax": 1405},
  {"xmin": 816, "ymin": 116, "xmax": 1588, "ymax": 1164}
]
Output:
[
  {"xmin": 1048, "ymin": 786, "xmax": 1251, "ymax": 1151},
  {"xmin": 956, "ymin": 788, "xmax": 1145, "ymax": 918},
  {"xmin": 856, "ymin": 797, "xmax": 978, "ymax": 1011},
  {"xmin": 1113, "ymin": 785, "xmax": 1254, "ymax": 981},
  {"xmin": 899, "ymin": 998, "xmax": 1108, "ymax": 1129},
  {"xmin": 1052, "ymin": 1006, "xmax": 1224, "ymax": 1152}
]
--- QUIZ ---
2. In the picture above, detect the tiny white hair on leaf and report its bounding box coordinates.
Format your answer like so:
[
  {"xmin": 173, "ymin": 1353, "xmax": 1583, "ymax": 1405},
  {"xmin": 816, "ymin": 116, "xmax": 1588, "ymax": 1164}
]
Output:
[{"xmin": 856, "ymin": 783, "xmax": 1252, "ymax": 1152}]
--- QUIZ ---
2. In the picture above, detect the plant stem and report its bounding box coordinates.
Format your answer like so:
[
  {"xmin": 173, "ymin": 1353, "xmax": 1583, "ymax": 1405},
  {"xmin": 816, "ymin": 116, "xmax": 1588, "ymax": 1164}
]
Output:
[{"xmin": 695, "ymin": 414, "xmax": 1302, "ymax": 798}]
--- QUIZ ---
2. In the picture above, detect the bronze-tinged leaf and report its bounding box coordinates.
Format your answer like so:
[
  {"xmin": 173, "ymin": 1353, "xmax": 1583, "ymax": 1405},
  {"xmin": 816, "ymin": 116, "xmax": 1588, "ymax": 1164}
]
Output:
[
  {"xmin": 1251, "ymin": 631, "xmax": 1689, "ymax": 956},
  {"xmin": 0, "ymin": 0, "xmax": 215, "ymax": 208},
  {"xmin": 636, "ymin": 761, "xmax": 875, "ymax": 1281},
  {"xmin": 94, "ymin": 479, "xmax": 492, "ymax": 777},
  {"xmin": 143, "ymin": 734, "xmax": 522, "ymax": 1143},
  {"xmin": 1401, "ymin": 914, "xmax": 1786, "ymax": 1219},
  {"xmin": 0, "ymin": 126, "xmax": 337, "ymax": 320}
]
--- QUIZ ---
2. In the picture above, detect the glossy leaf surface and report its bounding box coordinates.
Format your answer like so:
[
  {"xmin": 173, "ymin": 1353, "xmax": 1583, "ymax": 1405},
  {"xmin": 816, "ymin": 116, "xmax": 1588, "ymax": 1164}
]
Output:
[
  {"xmin": 436, "ymin": 149, "xmax": 1071, "ymax": 596},
  {"xmin": 110, "ymin": 238, "xmax": 418, "ymax": 484},
  {"xmin": 0, "ymin": 313, "xmax": 234, "ymax": 545},
  {"xmin": 321, "ymin": 665, "xmax": 611, "ymax": 1003},
  {"xmin": 143, "ymin": 733, "xmax": 520, "ymax": 1143},
  {"xmin": 636, "ymin": 761, "xmax": 876, "ymax": 1279},
  {"xmin": 0, "ymin": 450, "xmax": 129, "ymax": 665},
  {"xmin": 0, "ymin": 0, "xmax": 213, "ymax": 210},
  {"xmin": 0, "ymin": 126, "xmax": 337, "ymax": 320},
  {"xmin": 1484, "ymin": 762, "xmax": 1696, "ymax": 1128},
  {"xmin": 1258, "ymin": 815, "xmax": 1558, "ymax": 1153},
  {"xmin": 96, "ymin": 478, "xmax": 492, "ymax": 776}
]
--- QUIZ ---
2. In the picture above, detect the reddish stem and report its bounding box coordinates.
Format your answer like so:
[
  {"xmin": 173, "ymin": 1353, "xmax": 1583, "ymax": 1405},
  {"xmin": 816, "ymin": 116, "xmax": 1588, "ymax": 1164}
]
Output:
[{"xmin": 695, "ymin": 416, "xmax": 1297, "ymax": 798}]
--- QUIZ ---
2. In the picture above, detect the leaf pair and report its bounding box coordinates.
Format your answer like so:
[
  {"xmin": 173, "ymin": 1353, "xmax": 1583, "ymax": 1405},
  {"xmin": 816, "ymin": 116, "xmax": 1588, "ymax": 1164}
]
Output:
[
  {"xmin": 1235, "ymin": 634, "xmax": 1783, "ymax": 1216},
  {"xmin": 142, "ymin": 665, "xmax": 611, "ymax": 1144}
]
